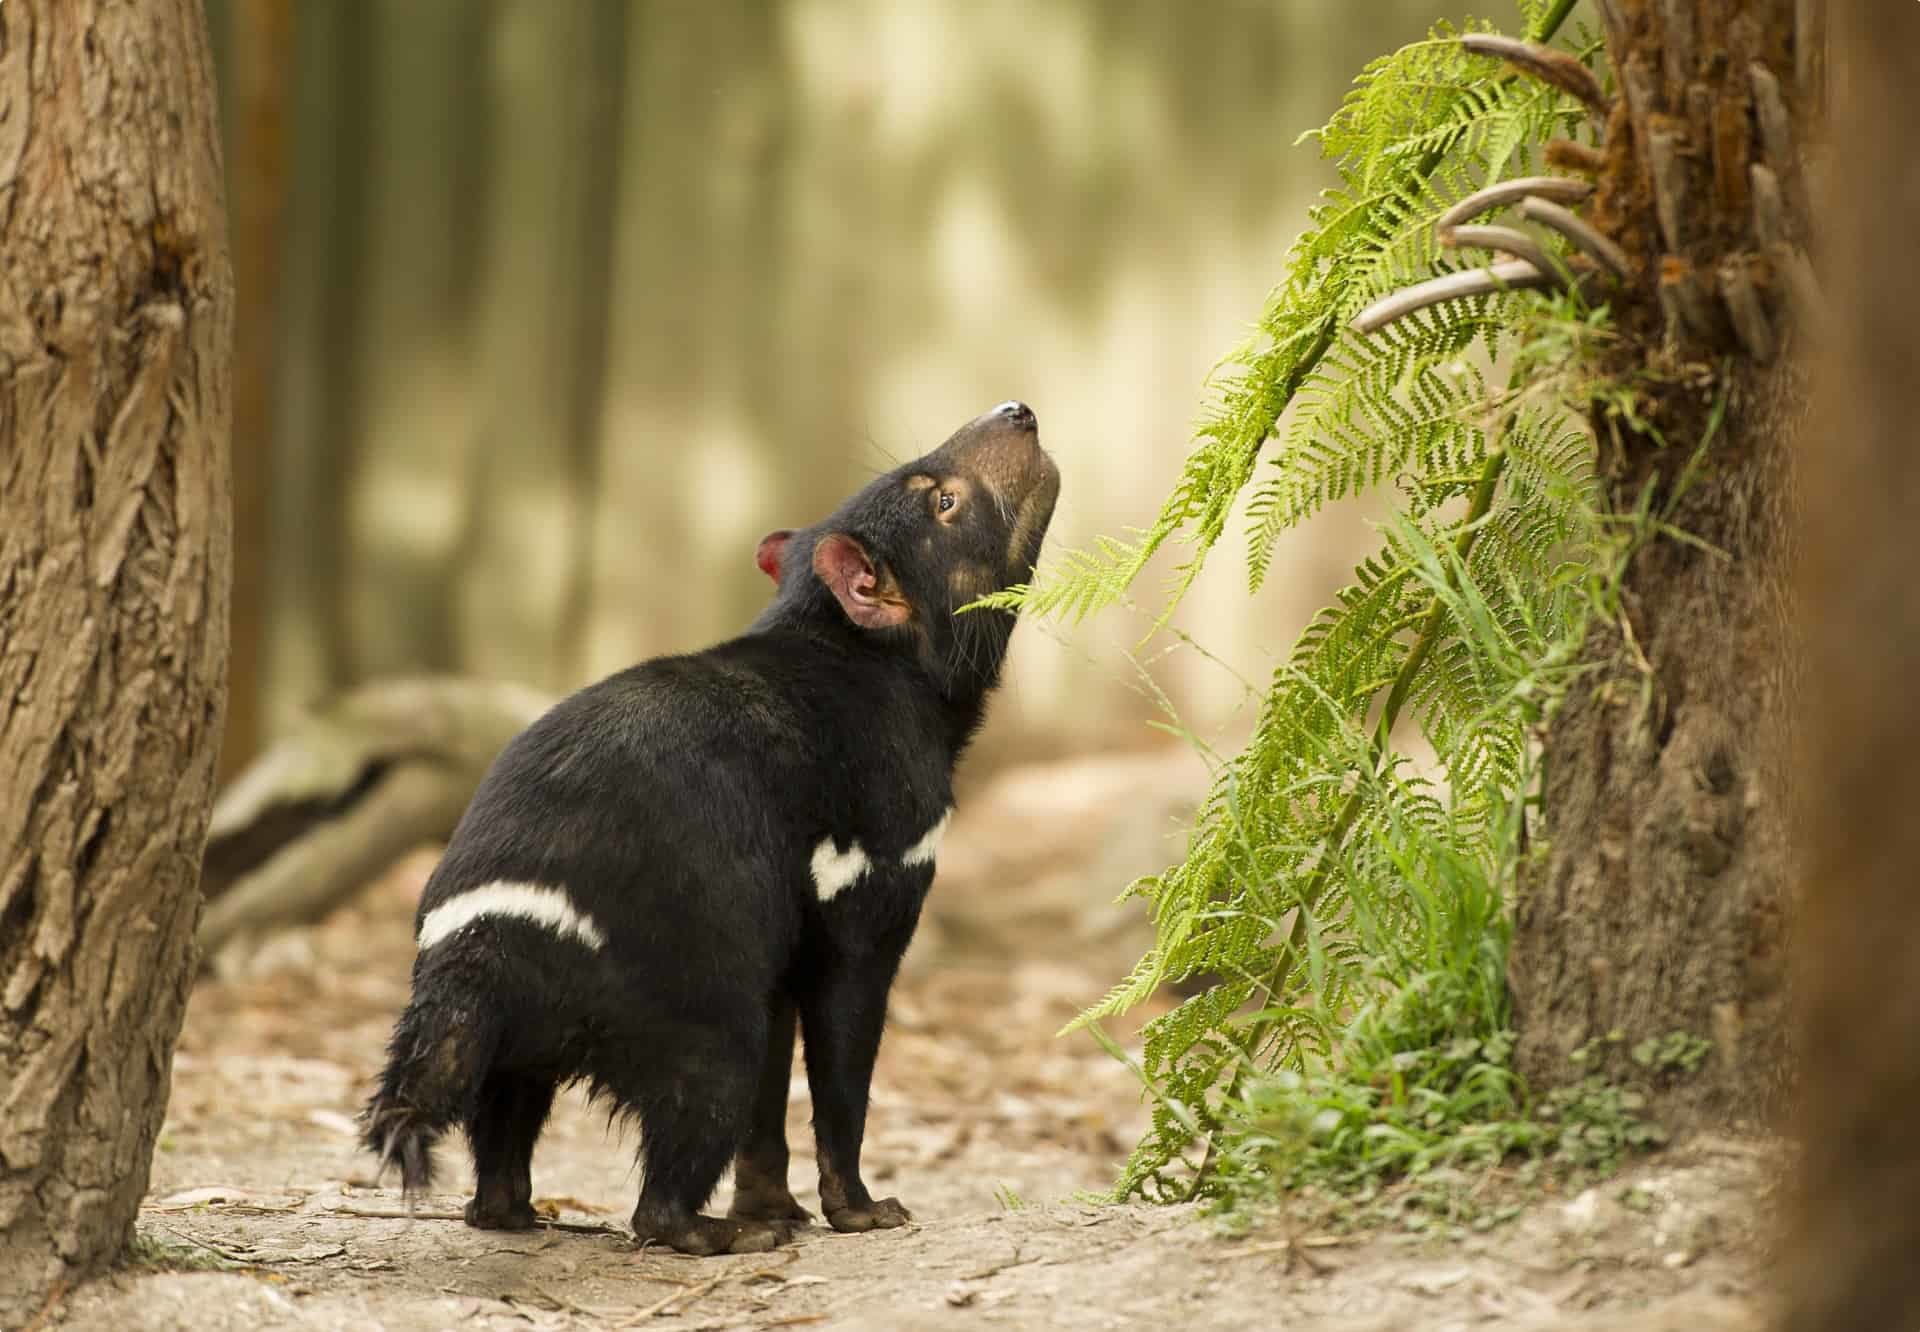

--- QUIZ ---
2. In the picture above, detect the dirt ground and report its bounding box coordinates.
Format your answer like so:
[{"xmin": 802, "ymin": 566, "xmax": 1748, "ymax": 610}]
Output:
[{"xmin": 42, "ymin": 751, "xmax": 1781, "ymax": 1331}]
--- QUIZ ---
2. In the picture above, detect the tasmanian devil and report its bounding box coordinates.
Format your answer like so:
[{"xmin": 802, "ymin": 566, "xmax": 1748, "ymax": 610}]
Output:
[{"xmin": 359, "ymin": 401, "xmax": 1059, "ymax": 1256}]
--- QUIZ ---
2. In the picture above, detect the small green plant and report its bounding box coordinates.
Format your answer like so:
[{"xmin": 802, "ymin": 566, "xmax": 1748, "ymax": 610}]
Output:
[
  {"xmin": 129, "ymin": 1230, "xmax": 243, "ymax": 1273},
  {"xmin": 1209, "ymin": 996, "xmax": 1687, "ymax": 1232},
  {"xmin": 1198, "ymin": 817, "xmax": 1539, "ymax": 1230},
  {"xmin": 1537, "ymin": 1074, "xmax": 1666, "ymax": 1173},
  {"xmin": 993, "ymin": 1183, "xmax": 1029, "ymax": 1212},
  {"xmin": 1632, "ymin": 1031, "xmax": 1712, "ymax": 1077}
]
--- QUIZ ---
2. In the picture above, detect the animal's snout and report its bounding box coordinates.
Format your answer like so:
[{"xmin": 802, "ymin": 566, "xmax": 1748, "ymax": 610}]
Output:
[
  {"xmin": 937, "ymin": 402, "xmax": 1058, "ymax": 532},
  {"xmin": 964, "ymin": 399, "xmax": 1046, "ymax": 477},
  {"xmin": 992, "ymin": 400, "xmax": 1037, "ymax": 431}
]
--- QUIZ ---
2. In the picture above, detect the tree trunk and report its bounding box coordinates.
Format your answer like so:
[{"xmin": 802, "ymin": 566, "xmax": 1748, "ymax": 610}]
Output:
[
  {"xmin": 221, "ymin": 0, "xmax": 292, "ymax": 784},
  {"xmin": 330, "ymin": 0, "xmax": 488, "ymax": 684},
  {"xmin": 0, "ymin": 1, "xmax": 232, "ymax": 1319},
  {"xmin": 268, "ymin": 0, "xmax": 367, "ymax": 712},
  {"xmin": 1507, "ymin": 0, "xmax": 1812, "ymax": 1127},
  {"xmin": 454, "ymin": 0, "xmax": 626, "ymax": 692},
  {"xmin": 1780, "ymin": 6, "xmax": 1920, "ymax": 1327}
]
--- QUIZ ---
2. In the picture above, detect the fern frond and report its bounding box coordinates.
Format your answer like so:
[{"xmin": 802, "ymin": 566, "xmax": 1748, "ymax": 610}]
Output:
[
  {"xmin": 1010, "ymin": 15, "xmax": 1587, "ymax": 631},
  {"xmin": 1057, "ymin": 3, "xmax": 1610, "ymax": 1201}
]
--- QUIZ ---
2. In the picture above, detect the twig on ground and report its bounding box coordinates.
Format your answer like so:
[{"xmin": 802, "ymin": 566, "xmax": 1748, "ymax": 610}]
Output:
[
  {"xmin": 1213, "ymin": 1238, "xmax": 1297, "ymax": 1260},
  {"xmin": 20, "ymin": 1280, "xmax": 70, "ymax": 1332},
  {"xmin": 957, "ymin": 1246, "xmax": 1039, "ymax": 1280},
  {"xmin": 329, "ymin": 1204, "xmax": 624, "ymax": 1237},
  {"xmin": 624, "ymin": 1270, "xmax": 730, "ymax": 1324},
  {"xmin": 515, "ymin": 1284, "xmax": 632, "ymax": 1321},
  {"xmin": 152, "ymin": 1223, "xmax": 255, "ymax": 1265}
]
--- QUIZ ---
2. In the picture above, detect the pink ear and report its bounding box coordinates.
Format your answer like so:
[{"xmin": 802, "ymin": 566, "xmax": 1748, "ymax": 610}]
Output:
[
  {"xmin": 812, "ymin": 533, "xmax": 911, "ymax": 629},
  {"xmin": 755, "ymin": 530, "xmax": 793, "ymax": 584}
]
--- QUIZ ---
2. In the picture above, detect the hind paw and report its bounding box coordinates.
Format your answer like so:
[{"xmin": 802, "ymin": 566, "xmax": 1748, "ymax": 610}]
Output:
[
  {"xmin": 825, "ymin": 1196, "xmax": 912, "ymax": 1233},
  {"xmin": 728, "ymin": 1184, "xmax": 813, "ymax": 1225}
]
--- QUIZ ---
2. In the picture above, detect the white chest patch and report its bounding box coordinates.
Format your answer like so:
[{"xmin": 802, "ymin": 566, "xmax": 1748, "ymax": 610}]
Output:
[
  {"xmin": 901, "ymin": 810, "xmax": 952, "ymax": 867},
  {"xmin": 810, "ymin": 838, "xmax": 871, "ymax": 902},
  {"xmin": 417, "ymin": 881, "xmax": 607, "ymax": 953},
  {"xmin": 812, "ymin": 809, "xmax": 954, "ymax": 902}
]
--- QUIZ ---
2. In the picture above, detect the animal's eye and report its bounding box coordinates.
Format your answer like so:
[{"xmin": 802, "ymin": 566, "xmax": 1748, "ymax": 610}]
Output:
[{"xmin": 937, "ymin": 492, "xmax": 957, "ymax": 514}]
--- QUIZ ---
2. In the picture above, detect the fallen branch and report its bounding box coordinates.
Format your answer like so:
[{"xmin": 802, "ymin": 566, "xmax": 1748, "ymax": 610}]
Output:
[
  {"xmin": 198, "ymin": 760, "xmax": 475, "ymax": 963},
  {"xmin": 198, "ymin": 676, "xmax": 554, "ymax": 968}
]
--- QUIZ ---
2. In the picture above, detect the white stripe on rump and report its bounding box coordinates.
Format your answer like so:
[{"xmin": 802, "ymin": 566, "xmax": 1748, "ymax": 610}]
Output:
[{"xmin": 417, "ymin": 881, "xmax": 608, "ymax": 953}]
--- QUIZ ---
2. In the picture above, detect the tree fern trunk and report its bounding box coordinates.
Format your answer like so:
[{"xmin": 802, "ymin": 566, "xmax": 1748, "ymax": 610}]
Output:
[
  {"xmin": 0, "ymin": 0, "xmax": 232, "ymax": 1316},
  {"xmin": 1506, "ymin": 0, "xmax": 1811, "ymax": 1127}
]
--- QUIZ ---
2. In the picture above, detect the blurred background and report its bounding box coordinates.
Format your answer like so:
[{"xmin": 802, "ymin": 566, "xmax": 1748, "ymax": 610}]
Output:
[{"xmin": 204, "ymin": 0, "xmax": 1459, "ymax": 785}]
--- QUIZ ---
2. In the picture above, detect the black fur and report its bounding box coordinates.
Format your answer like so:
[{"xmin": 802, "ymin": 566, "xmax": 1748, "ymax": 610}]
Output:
[{"xmin": 360, "ymin": 402, "xmax": 1059, "ymax": 1255}]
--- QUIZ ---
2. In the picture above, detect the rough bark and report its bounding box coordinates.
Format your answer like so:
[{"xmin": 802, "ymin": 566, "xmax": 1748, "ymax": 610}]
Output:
[
  {"xmin": 1507, "ymin": 0, "xmax": 1810, "ymax": 1127},
  {"xmin": 1780, "ymin": 6, "xmax": 1920, "ymax": 1328},
  {"xmin": 0, "ymin": 1, "xmax": 233, "ymax": 1319}
]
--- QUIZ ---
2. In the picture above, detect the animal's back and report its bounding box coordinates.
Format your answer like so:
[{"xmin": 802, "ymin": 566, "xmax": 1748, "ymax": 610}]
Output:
[{"xmin": 420, "ymin": 642, "xmax": 822, "ymax": 953}]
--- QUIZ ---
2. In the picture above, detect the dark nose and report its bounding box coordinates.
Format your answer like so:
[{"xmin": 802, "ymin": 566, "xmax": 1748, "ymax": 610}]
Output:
[{"xmin": 992, "ymin": 400, "xmax": 1037, "ymax": 431}]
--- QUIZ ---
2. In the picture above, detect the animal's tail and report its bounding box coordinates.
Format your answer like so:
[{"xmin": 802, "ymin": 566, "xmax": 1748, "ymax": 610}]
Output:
[{"xmin": 359, "ymin": 982, "xmax": 501, "ymax": 1198}]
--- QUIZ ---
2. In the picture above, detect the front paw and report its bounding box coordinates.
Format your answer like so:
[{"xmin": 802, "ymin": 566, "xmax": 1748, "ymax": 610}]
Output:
[
  {"xmin": 825, "ymin": 1196, "xmax": 912, "ymax": 1233},
  {"xmin": 633, "ymin": 1210, "xmax": 804, "ymax": 1257}
]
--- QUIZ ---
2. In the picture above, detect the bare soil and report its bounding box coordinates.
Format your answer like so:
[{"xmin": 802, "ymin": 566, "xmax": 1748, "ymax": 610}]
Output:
[{"xmin": 37, "ymin": 753, "xmax": 1779, "ymax": 1331}]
